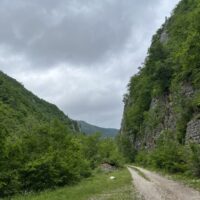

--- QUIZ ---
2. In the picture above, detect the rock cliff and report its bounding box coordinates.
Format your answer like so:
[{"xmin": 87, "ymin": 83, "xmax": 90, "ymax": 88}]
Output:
[{"xmin": 119, "ymin": 0, "xmax": 200, "ymax": 156}]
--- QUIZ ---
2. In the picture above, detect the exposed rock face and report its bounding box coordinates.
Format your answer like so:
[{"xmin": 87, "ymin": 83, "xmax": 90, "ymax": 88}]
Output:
[
  {"xmin": 121, "ymin": 83, "xmax": 199, "ymax": 150},
  {"xmin": 139, "ymin": 95, "xmax": 177, "ymax": 149},
  {"xmin": 143, "ymin": 85, "xmax": 198, "ymax": 148},
  {"xmin": 99, "ymin": 163, "xmax": 116, "ymax": 172},
  {"xmin": 160, "ymin": 30, "xmax": 168, "ymax": 44},
  {"xmin": 181, "ymin": 83, "xmax": 194, "ymax": 98},
  {"xmin": 186, "ymin": 119, "xmax": 200, "ymax": 143}
]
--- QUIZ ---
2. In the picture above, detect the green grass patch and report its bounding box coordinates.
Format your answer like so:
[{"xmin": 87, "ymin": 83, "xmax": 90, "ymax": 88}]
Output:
[{"xmin": 11, "ymin": 168, "xmax": 136, "ymax": 200}]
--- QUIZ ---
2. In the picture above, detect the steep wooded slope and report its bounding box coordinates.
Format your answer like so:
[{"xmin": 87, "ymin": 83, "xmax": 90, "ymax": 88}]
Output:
[
  {"xmin": 119, "ymin": 0, "xmax": 200, "ymax": 160},
  {"xmin": 0, "ymin": 71, "xmax": 79, "ymax": 134},
  {"xmin": 0, "ymin": 71, "xmax": 85, "ymax": 196}
]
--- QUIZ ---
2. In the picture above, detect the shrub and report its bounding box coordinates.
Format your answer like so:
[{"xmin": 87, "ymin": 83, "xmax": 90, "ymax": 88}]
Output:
[
  {"xmin": 135, "ymin": 131, "xmax": 188, "ymax": 173},
  {"xmin": 151, "ymin": 131, "xmax": 187, "ymax": 173},
  {"xmin": 135, "ymin": 150, "xmax": 152, "ymax": 166},
  {"xmin": 188, "ymin": 144, "xmax": 200, "ymax": 177},
  {"xmin": 0, "ymin": 170, "xmax": 21, "ymax": 197}
]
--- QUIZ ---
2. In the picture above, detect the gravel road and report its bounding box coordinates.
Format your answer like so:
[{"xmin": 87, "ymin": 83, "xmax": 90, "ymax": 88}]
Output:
[{"xmin": 128, "ymin": 166, "xmax": 200, "ymax": 200}]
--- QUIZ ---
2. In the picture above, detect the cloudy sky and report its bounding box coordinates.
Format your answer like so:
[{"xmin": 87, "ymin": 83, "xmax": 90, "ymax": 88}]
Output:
[{"xmin": 0, "ymin": 0, "xmax": 180, "ymax": 128}]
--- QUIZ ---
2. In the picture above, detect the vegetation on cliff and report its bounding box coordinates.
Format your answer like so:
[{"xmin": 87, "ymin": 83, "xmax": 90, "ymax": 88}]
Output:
[{"xmin": 119, "ymin": 0, "xmax": 200, "ymax": 176}]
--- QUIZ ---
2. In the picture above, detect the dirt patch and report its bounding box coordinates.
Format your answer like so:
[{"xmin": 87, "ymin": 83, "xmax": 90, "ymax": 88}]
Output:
[
  {"xmin": 128, "ymin": 166, "xmax": 200, "ymax": 200},
  {"xmin": 99, "ymin": 163, "xmax": 116, "ymax": 172}
]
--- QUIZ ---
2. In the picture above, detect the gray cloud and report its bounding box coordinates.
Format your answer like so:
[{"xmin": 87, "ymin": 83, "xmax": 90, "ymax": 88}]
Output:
[
  {"xmin": 0, "ymin": 0, "xmax": 180, "ymax": 128},
  {"xmin": 0, "ymin": 0, "xmax": 167, "ymax": 67}
]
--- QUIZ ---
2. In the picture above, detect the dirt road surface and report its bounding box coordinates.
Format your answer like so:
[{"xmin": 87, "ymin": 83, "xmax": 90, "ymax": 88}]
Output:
[{"xmin": 128, "ymin": 166, "xmax": 200, "ymax": 200}]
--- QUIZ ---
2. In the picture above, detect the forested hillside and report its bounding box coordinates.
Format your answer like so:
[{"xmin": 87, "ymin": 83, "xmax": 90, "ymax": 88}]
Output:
[
  {"xmin": 0, "ymin": 71, "xmax": 123, "ymax": 197},
  {"xmin": 0, "ymin": 71, "xmax": 79, "ymax": 133},
  {"xmin": 119, "ymin": 0, "xmax": 200, "ymax": 174}
]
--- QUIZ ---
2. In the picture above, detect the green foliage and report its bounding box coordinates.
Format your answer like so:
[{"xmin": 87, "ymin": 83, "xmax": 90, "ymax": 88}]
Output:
[
  {"xmin": 0, "ymin": 71, "xmax": 78, "ymax": 134},
  {"xmin": 119, "ymin": 0, "xmax": 200, "ymax": 164},
  {"xmin": 135, "ymin": 140, "xmax": 200, "ymax": 179},
  {"xmin": 134, "ymin": 129, "xmax": 200, "ymax": 178},
  {"xmin": 0, "ymin": 119, "xmax": 123, "ymax": 197},
  {"xmin": 150, "ymin": 132, "xmax": 187, "ymax": 173},
  {"xmin": 117, "ymin": 133, "xmax": 137, "ymax": 162},
  {"xmin": 135, "ymin": 131, "xmax": 188, "ymax": 173},
  {"xmin": 188, "ymin": 144, "xmax": 200, "ymax": 177},
  {"xmin": 13, "ymin": 169, "xmax": 134, "ymax": 200},
  {"xmin": 80, "ymin": 133, "xmax": 102, "ymax": 169},
  {"xmin": 192, "ymin": 92, "xmax": 200, "ymax": 109},
  {"xmin": 98, "ymin": 138, "xmax": 125, "ymax": 167},
  {"xmin": 0, "ymin": 72, "xmax": 123, "ymax": 198},
  {"xmin": 81, "ymin": 133, "xmax": 124, "ymax": 168},
  {"xmin": 135, "ymin": 150, "xmax": 151, "ymax": 166}
]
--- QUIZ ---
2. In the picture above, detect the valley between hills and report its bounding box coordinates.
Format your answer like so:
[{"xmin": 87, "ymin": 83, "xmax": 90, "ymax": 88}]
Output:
[{"xmin": 1, "ymin": 0, "xmax": 200, "ymax": 199}]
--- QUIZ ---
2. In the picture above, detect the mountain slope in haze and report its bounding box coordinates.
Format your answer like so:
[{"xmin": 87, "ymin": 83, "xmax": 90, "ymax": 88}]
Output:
[{"xmin": 78, "ymin": 121, "xmax": 118, "ymax": 137}]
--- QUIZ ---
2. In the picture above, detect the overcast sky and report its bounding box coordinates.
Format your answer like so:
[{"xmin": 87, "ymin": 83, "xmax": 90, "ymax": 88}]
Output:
[{"xmin": 0, "ymin": 0, "xmax": 180, "ymax": 128}]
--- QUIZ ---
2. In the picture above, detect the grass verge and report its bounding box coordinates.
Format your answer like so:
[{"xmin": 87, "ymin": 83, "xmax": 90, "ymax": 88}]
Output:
[
  {"xmin": 11, "ymin": 168, "xmax": 136, "ymax": 200},
  {"xmin": 166, "ymin": 173, "xmax": 200, "ymax": 191},
  {"xmin": 146, "ymin": 167, "xmax": 200, "ymax": 191}
]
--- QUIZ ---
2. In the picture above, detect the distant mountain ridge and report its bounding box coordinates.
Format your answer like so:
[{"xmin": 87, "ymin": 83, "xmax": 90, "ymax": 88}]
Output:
[{"xmin": 78, "ymin": 121, "xmax": 118, "ymax": 137}]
